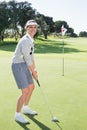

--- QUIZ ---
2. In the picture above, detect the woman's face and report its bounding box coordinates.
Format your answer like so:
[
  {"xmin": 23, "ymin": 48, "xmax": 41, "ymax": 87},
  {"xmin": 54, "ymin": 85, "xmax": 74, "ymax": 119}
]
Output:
[{"xmin": 26, "ymin": 25, "xmax": 37, "ymax": 37}]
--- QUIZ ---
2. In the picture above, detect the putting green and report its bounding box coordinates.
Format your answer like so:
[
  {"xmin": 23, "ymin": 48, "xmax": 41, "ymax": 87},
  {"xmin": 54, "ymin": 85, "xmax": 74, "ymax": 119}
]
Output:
[{"xmin": 0, "ymin": 37, "xmax": 87, "ymax": 130}]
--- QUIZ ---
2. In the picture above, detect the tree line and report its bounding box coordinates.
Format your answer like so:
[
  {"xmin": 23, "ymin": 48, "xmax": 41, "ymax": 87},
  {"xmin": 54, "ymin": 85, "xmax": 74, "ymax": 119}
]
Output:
[{"xmin": 0, "ymin": 0, "xmax": 86, "ymax": 40}]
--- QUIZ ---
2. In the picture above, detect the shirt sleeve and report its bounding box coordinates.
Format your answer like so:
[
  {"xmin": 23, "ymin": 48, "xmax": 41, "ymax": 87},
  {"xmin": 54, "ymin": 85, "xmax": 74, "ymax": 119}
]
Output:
[{"xmin": 20, "ymin": 39, "xmax": 34, "ymax": 66}]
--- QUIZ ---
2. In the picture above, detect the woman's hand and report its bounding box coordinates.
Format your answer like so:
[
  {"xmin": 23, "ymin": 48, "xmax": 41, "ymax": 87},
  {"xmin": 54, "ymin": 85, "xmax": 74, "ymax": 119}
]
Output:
[
  {"xmin": 29, "ymin": 63, "xmax": 38, "ymax": 81},
  {"xmin": 32, "ymin": 68, "xmax": 38, "ymax": 81}
]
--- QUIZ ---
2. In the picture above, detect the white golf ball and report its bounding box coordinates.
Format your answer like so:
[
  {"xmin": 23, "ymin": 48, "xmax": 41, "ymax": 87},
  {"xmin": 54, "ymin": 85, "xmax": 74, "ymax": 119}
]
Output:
[{"xmin": 52, "ymin": 117, "xmax": 58, "ymax": 120}]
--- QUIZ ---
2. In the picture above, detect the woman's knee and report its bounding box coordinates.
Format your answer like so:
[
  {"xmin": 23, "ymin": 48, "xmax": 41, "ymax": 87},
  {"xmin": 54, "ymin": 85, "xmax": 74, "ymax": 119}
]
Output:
[
  {"xmin": 22, "ymin": 84, "xmax": 35, "ymax": 95},
  {"xmin": 29, "ymin": 84, "xmax": 35, "ymax": 91},
  {"xmin": 22, "ymin": 88, "xmax": 29, "ymax": 96}
]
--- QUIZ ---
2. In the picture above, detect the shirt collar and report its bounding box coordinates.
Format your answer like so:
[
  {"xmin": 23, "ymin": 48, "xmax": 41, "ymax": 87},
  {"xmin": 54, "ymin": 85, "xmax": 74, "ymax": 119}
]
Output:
[{"xmin": 26, "ymin": 33, "xmax": 34, "ymax": 43}]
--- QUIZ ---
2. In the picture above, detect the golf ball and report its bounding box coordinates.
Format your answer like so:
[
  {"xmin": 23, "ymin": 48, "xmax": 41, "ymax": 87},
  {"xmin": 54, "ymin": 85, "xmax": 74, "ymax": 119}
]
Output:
[{"xmin": 52, "ymin": 117, "xmax": 58, "ymax": 120}]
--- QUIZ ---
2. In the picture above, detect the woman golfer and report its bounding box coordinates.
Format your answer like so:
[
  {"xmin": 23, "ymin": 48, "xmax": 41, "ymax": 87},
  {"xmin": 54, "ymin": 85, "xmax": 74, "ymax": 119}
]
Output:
[{"xmin": 12, "ymin": 20, "xmax": 38, "ymax": 123}]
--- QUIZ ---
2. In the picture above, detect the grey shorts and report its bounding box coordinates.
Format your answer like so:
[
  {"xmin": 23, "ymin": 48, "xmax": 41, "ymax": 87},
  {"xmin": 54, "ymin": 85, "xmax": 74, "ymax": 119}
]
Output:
[{"xmin": 12, "ymin": 63, "xmax": 34, "ymax": 89}]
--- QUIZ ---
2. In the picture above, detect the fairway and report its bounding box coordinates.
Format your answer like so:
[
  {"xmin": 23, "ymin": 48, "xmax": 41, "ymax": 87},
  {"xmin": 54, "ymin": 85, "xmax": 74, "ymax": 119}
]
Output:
[{"xmin": 0, "ymin": 37, "xmax": 87, "ymax": 130}]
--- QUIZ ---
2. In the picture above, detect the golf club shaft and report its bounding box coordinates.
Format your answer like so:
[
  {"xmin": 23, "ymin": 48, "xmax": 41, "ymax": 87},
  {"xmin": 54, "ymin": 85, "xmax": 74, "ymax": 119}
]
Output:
[{"xmin": 36, "ymin": 80, "xmax": 54, "ymax": 118}]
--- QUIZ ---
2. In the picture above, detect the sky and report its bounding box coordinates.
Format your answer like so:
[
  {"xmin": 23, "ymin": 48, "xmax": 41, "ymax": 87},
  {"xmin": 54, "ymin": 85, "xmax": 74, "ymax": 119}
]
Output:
[{"xmin": 1, "ymin": 0, "xmax": 87, "ymax": 34}]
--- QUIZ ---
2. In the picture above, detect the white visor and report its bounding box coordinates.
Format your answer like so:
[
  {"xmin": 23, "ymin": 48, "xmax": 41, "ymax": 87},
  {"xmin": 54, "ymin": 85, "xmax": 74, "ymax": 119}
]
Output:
[{"xmin": 25, "ymin": 20, "xmax": 38, "ymax": 29}]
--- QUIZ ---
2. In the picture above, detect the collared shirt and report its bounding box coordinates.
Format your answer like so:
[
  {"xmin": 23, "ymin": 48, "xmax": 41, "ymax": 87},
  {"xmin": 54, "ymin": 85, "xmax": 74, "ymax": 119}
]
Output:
[
  {"xmin": 12, "ymin": 33, "xmax": 34, "ymax": 66},
  {"xmin": 26, "ymin": 32, "xmax": 34, "ymax": 43}
]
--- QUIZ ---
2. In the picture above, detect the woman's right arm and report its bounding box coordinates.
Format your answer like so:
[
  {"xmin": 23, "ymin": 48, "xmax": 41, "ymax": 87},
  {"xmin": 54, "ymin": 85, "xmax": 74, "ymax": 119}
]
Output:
[{"xmin": 29, "ymin": 63, "xmax": 38, "ymax": 81}]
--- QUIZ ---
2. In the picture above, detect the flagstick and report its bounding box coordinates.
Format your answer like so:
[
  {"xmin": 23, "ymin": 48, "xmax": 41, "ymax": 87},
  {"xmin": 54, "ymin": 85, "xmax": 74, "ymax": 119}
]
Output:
[
  {"xmin": 62, "ymin": 36, "xmax": 64, "ymax": 76},
  {"xmin": 61, "ymin": 25, "xmax": 67, "ymax": 76}
]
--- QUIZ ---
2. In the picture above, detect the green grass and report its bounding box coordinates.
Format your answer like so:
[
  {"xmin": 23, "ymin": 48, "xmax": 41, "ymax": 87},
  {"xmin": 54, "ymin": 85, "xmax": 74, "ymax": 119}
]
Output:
[{"xmin": 0, "ymin": 37, "xmax": 87, "ymax": 130}]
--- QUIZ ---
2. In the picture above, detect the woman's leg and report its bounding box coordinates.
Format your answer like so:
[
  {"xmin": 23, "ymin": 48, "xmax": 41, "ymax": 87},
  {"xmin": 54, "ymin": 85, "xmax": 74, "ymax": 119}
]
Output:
[
  {"xmin": 16, "ymin": 87, "xmax": 30, "ymax": 112},
  {"xmin": 22, "ymin": 84, "xmax": 37, "ymax": 115},
  {"xmin": 24, "ymin": 83, "xmax": 35, "ymax": 106},
  {"xmin": 15, "ymin": 87, "xmax": 30, "ymax": 123}
]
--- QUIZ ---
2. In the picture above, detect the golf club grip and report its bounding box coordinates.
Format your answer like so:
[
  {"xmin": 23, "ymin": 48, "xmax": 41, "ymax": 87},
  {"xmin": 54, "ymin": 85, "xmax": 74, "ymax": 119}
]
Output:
[{"xmin": 37, "ymin": 80, "xmax": 40, "ymax": 87}]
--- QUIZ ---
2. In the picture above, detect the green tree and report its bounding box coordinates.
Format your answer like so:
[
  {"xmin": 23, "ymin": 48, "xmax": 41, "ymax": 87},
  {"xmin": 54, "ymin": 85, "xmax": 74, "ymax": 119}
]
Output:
[
  {"xmin": 7, "ymin": 1, "xmax": 36, "ymax": 37},
  {"xmin": 7, "ymin": 0, "xmax": 19, "ymax": 39},
  {"xmin": 0, "ymin": 1, "xmax": 9, "ymax": 40},
  {"xmin": 35, "ymin": 13, "xmax": 54, "ymax": 39},
  {"xmin": 35, "ymin": 13, "xmax": 48, "ymax": 39},
  {"xmin": 54, "ymin": 20, "xmax": 69, "ymax": 33},
  {"xmin": 54, "ymin": 20, "xmax": 77, "ymax": 37},
  {"xmin": 17, "ymin": 1, "xmax": 36, "ymax": 36},
  {"xmin": 43, "ymin": 16, "xmax": 54, "ymax": 33},
  {"xmin": 79, "ymin": 31, "xmax": 87, "ymax": 37}
]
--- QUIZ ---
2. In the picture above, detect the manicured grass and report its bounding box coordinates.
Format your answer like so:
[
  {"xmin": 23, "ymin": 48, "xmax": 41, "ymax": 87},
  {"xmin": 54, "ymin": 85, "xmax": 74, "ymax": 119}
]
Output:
[{"xmin": 0, "ymin": 37, "xmax": 87, "ymax": 130}]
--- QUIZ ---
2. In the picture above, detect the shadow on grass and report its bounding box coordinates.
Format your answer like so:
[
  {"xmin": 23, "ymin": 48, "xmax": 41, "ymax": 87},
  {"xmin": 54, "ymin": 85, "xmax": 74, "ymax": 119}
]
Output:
[
  {"xmin": 55, "ymin": 122, "xmax": 63, "ymax": 130},
  {"xmin": 0, "ymin": 39, "xmax": 86, "ymax": 54},
  {"xmin": 25, "ymin": 115, "xmax": 51, "ymax": 130},
  {"xmin": 0, "ymin": 41, "xmax": 17, "ymax": 52},
  {"xmin": 16, "ymin": 121, "xmax": 30, "ymax": 130},
  {"xmin": 34, "ymin": 42, "xmax": 83, "ymax": 53}
]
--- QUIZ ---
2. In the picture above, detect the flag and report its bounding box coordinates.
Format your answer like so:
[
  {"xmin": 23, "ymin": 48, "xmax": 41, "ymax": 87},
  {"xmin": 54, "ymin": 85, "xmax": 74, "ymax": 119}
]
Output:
[{"xmin": 61, "ymin": 25, "xmax": 67, "ymax": 36}]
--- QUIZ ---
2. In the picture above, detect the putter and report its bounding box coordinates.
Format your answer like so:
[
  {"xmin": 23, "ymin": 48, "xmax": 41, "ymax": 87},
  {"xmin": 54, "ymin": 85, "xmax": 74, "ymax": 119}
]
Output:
[{"xmin": 36, "ymin": 80, "xmax": 59, "ymax": 122}]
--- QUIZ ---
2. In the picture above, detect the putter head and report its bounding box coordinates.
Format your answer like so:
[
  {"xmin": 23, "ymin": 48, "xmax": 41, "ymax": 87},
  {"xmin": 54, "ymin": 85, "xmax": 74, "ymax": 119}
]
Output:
[{"xmin": 52, "ymin": 117, "xmax": 59, "ymax": 122}]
